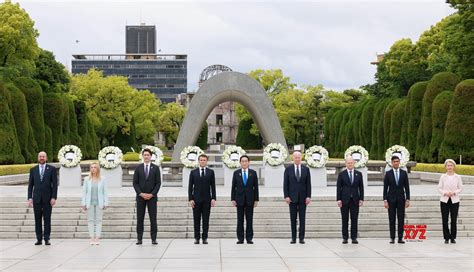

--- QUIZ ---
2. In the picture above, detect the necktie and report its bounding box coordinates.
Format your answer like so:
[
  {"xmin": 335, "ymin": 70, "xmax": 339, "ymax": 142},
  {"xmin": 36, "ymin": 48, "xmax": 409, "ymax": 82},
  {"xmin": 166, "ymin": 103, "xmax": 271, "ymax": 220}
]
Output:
[
  {"xmin": 243, "ymin": 170, "xmax": 247, "ymax": 186},
  {"xmin": 40, "ymin": 165, "xmax": 44, "ymax": 182},
  {"xmin": 296, "ymin": 166, "xmax": 301, "ymax": 182},
  {"xmin": 395, "ymin": 170, "xmax": 399, "ymax": 186},
  {"xmin": 145, "ymin": 164, "xmax": 149, "ymax": 179},
  {"xmin": 201, "ymin": 168, "xmax": 205, "ymax": 177},
  {"xmin": 349, "ymin": 170, "xmax": 353, "ymax": 185}
]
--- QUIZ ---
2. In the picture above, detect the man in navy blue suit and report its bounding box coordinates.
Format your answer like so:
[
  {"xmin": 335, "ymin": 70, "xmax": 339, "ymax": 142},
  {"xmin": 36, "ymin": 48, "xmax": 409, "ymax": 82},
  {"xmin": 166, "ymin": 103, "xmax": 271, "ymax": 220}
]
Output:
[
  {"xmin": 231, "ymin": 155, "xmax": 259, "ymax": 244},
  {"xmin": 188, "ymin": 154, "xmax": 216, "ymax": 244},
  {"xmin": 284, "ymin": 151, "xmax": 311, "ymax": 244},
  {"xmin": 28, "ymin": 151, "xmax": 58, "ymax": 245},
  {"xmin": 384, "ymin": 156, "xmax": 411, "ymax": 244},
  {"xmin": 337, "ymin": 156, "xmax": 364, "ymax": 244}
]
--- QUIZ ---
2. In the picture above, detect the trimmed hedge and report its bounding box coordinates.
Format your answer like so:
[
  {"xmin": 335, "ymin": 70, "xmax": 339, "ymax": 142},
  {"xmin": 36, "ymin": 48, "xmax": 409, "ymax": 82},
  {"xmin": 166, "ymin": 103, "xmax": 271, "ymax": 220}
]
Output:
[
  {"xmin": 407, "ymin": 81, "xmax": 428, "ymax": 158},
  {"xmin": 382, "ymin": 99, "xmax": 398, "ymax": 158},
  {"xmin": 6, "ymin": 83, "xmax": 35, "ymax": 162},
  {"xmin": 427, "ymin": 91, "xmax": 453, "ymax": 163},
  {"xmin": 61, "ymin": 96, "xmax": 70, "ymax": 146},
  {"xmin": 43, "ymin": 93, "xmax": 64, "ymax": 160},
  {"xmin": 44, "ymin": 125, "xmax": 53, "ymax": 159},
  {"xmin": 370, "ymin": 99, "xmax": 388, "ymax": 159},
  {"xmin": 389, "ymin": 99, "xmax": 407, "ymax": 146},
  {"xmin": 439, "ymin": 79, "xmax": 474, "ymax": 164},
  {"xmin": 196, "ymin": 121, "xmax": 208, "ymax": 150},
  {"xmin": 0, "ymin": 164, "xmax": 36, "ymax": 176},
  {"xmin": 413, "ymin": 163, "xmax": 474, "ymax": 176},
  {"xmin": 360, "ymin": 99, "xmax": 376, "ymax": 151},
  {"xmin": 0, "ymin": 82, "xmax": 24, "ymax": 164},
  {"xmin": 420, "ymin": 72, "xmax": 460, "ymax": 161},
  {"xmin": 330, "ymin": 108, "xmax": 345, "ymax": 157},
  {"xmin": 66, "ymin": 98, "xmax": 81, "ymax": 146},
  {"xmin": 14, "ymin": 77, "xmax": 45, "ymax": 150}
]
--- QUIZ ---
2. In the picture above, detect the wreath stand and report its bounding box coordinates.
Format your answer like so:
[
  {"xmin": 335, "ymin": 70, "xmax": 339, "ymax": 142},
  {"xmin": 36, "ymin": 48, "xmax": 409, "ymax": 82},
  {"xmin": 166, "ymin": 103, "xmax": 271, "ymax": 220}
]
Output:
[{"xmin": 59, "ymin": 165, "xmax": 82, "ymax": 187}]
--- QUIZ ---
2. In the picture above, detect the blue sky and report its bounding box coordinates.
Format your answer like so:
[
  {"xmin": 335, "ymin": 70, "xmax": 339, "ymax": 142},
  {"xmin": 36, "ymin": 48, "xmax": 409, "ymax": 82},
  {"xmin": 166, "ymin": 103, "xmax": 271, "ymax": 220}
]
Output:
[{"xmin": 18, "ymin": 0, "xmax": 455, "ymax": 91}]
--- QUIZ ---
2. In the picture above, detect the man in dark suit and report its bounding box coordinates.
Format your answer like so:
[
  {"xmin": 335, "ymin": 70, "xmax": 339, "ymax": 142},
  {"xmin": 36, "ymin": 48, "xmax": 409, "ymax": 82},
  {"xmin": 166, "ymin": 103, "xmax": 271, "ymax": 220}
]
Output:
[
  {"xmin": 133, "ymin": 148, "xmax": 161, "ymax": 245},
  {"xmin": 188, "ymin": 154, "xmax": 216, "ymax": 244},
  {"xmin": 231, "ymin": 155, "xmax": 259, "ymax": 244},
  {"xmin": 28, "ymin": 151, "xmax": 58, "ymax": 245},
  {"xmin": 284, "ymin": 151, "xmax": 311, "ymax": 244},
  {"xmin": 383, "ymin": 156, "xmax": 411, "ymax": 244},
  {"xmin": 337, "ymin": 156, "xmax": 364, "ymax": 244}
]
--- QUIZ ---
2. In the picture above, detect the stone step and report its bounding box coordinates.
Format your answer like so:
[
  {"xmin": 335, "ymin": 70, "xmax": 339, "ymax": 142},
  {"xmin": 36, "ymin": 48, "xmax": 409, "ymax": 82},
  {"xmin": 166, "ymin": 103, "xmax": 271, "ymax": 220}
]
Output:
[{"xmin": 1, "ymin": 230, "xmax": 472, "ymax": 240}]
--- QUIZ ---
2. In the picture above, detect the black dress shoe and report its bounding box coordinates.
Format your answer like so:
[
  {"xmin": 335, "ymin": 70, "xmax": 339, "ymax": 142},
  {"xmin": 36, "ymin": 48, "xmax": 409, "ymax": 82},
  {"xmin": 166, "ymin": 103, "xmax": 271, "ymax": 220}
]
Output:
[
  {"xmin": 290, "ymin": 239, "xmax": 296, "ymax": 244},
  {"xmin": 342, "ymin": 239, "xmax": 348, "ymax": 244},
  {"xmin": 152, "ymin": 240, "xmax": 158, "ymax": 245},
  {"xmin": 236, "ymin": 240, "xmax": 244, "ymax": 244},
  {"xmin": 202, "ymin": 239, "xmax": 208, "ymax": 244},
  {"xmin": 390, "ymin": 239, "xmax": 395, "ymax": 244},
  {"xmin": 445, "ymin": 239, "xmax": 449, "ymax": 244},
  {"xmin": 136, "ymin": 240, "xmax": 142, "ymax": 245},
  {"xmin": 247, "ymin": 240, "xmax": 254, "ymax": 244},
  {"xmin": 194, "ymin": 239, "xmax": 200, "ymax": 244},
  {"xmin": 450, "ymin": 239, "xmax": 456, "ymax": 244},
  {"xmin": 351, "ymin": 239, "xmax": 358, "ymax": 244},
  {"xmin": 34, "ymin": 240, "xmax": 42, "ymax": 246},
  {"xmin": 299, "ymin": 240, "xmax": 305, "ymax": 244},
  {"xmin": 398, "ymin": 239, "xmax": 405, "ymax": 244},
  {"xmin": 45, "ymin": 240, "xmax": 51, "ymax": 246}
]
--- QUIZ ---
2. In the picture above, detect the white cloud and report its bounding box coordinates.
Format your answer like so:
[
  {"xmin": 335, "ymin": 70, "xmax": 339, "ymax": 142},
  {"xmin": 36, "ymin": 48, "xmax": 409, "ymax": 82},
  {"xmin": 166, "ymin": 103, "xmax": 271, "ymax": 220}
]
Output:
[{"xmin": 18, "ymin": 0, "xmax": 455, "ymax": 92}]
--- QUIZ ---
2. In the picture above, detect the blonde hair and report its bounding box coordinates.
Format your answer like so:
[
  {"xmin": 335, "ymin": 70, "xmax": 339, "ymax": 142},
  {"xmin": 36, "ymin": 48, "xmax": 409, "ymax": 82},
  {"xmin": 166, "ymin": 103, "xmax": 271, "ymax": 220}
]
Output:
[
  {"xmin": 444, "ymin": 159, "xmax": 456, "ymax": 168},
  {"xmin": 88, "ymin": 162, "xmax": 101, "ymax": 180}
]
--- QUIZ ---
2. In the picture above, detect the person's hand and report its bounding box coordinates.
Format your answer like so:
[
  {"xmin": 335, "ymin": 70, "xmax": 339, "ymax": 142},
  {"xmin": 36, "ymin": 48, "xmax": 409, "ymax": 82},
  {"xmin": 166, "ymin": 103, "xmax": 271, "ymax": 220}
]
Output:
[
  {"xmin": 103, "ymin": 206, "xmax": 107, "ymax": 210},
  {"xmin": 82, "ymin": 205, "xmax": 87, "ymax": 211},
  {"xmin": 337, "ymin": 200, "xmax": 342, "ymax": 208},
  {"xmin": 359, "ymin": 200, "xmax": 364, "ymax": 207},
  {"xmin": 28, "ymin": 199, "xmax": 33, "ymax": 208},
  {"xmin": 384, "ymin": 201, "xmax": 389, "ymax": 209},
  {"xmin": 305, "ymin": 198, "xmax": 311, "ymax": 205},
  {"xmin": 146, "ymin": 194, "xmax": 154, "ymax": 200},
  {"xmin": 254, "ymin": 201, "xmax": 258, "ymax": 208},
  {"xmin": 50, "ymin": 198, "xmax": 56, "ymax": 207},
  {"xmin": 232, "ymin": 200, "xmax": 237, "ymax": 207},
  {"xmin": 285, "ymin": 197, "xmax": 291, "ymax": 204},
  {"xmin": 189, "ymin": 200, "xmax": 195, "ymax": 208},
  {"xmin": 405, "ymin": 200, "xmax": 410, "ymax": 208},
  {"xmin": 211, "ymin": 199, "xmax": 216, "ymax": 207}
]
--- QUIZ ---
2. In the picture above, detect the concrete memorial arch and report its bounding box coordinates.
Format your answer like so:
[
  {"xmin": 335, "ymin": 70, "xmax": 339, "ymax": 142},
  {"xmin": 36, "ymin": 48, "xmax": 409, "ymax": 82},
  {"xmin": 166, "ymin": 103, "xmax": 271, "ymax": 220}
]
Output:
[{"xmin": 172, "ymin": 71, "xmax": 286, "ymax": 161}]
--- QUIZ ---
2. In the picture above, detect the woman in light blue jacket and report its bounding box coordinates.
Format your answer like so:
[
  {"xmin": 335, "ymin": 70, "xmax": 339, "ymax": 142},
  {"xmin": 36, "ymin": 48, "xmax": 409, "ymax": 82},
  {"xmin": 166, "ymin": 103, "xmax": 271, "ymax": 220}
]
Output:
[{"xmin": 81, "ymin": 162, "xmax": 108, "ymax": 245}]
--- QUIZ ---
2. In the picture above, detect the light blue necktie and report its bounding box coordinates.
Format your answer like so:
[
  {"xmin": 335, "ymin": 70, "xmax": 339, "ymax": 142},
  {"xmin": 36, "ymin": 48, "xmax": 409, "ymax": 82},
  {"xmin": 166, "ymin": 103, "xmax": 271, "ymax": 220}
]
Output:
[
  {"xmin": 395, "ymin": 170, "xmax": 399, "ymax": 186},
  {"xmin": 243, "ymin": 170, "xmax": 247, "ymax": 186}
]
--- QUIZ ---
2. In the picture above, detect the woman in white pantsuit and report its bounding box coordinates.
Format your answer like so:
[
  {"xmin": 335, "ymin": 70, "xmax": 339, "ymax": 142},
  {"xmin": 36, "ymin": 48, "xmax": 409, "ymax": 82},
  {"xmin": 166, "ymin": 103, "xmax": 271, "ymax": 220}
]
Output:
[{"xmin": 81, "ymin": 163, "xmax": 108, "ymax": 245}]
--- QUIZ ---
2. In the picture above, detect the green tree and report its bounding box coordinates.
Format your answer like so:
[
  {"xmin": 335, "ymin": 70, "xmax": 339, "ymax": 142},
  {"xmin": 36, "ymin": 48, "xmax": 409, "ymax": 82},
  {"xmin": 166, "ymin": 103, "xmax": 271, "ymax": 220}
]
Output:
[
  {"xmin": 43, "ymin": 93, "xmax": 64, "ymax": 159},
  {"xmin": 14, "ymin": 77, "xmax": 45, "ymax": 149},
  {"xmin": 33, "ymin": 49, "xmax": 70, "ymax": 93},
  {"xmin": 195, "ymin": 122, "xmax": 208, "ymax": 150},
  {"xmin": 428, "ymin": 91, "xmax": 454, "ymax": 162},
  {"xmin": 157, "ymin": 102, "xmax": 186, "ymax": 149},
  {"xmin": 439, "ymin": 79, "xmax": 474, "ymax": 164},
  {"xmin": 131, "ymin": 89, "xmax": 161, "ymax": 145},
  {"xmin": 360, "ymin": 99, "xmax": 376, "ymax": 151},
  {"xmin": 0, "ymin": 1, "xmax": 40, "ymax": 78},
  {"xmin": 420, "ymin": 72, "xmax": 460, "ymax": 161},
  {"xmin": 236, "ymin": 118, "xmax": 262, "ymax": 149},
  {"xmin": 0, "ymin": 81, "xmax": 24, "ymax": 163},
  {"xmin": 248, "ymin": 69, "xmax": 295, "ymax": 96},
  {"xmin": 389, "ymin": 99, "xmax": 408, "ymax": 146},
  {"xmin": 406, "ymin": 81, "xmax": 428, "ymax": 158},
  {"xmin": 6, "ymin": 82, "xmax": 35, "ymax": 162}
]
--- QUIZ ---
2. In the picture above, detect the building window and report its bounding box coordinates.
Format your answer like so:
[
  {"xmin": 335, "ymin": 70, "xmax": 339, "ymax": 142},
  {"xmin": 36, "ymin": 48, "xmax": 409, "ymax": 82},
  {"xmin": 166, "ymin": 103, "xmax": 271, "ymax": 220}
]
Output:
[
  {"xmin": 216, "ymin": 114, "xmax": 223, "ymax": 126},
  {"xmin": 216, "ymin": 132, "xmax": 223, "ymax": 143}
]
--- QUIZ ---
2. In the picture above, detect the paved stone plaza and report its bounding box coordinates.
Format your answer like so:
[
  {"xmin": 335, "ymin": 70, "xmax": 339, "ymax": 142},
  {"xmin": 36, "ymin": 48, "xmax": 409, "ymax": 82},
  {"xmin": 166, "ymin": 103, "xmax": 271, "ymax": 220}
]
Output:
[{"xmin": 0, "ymin": 238, "xmax": 473, "ymax": 271}]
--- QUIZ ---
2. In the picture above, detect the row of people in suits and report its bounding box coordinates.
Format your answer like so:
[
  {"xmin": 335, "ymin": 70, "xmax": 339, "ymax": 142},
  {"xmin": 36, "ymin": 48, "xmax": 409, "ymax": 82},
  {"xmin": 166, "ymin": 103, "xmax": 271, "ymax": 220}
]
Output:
[{"xmin": 27, "ymin": 151, "xmax": 462, "ymax": 246}]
